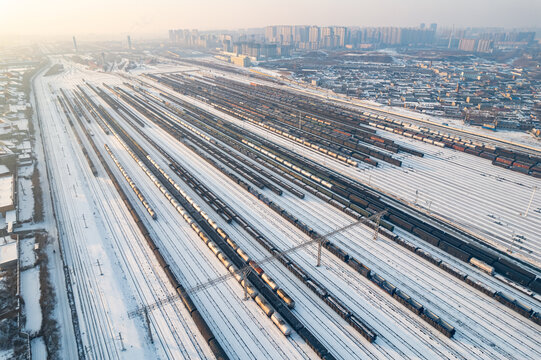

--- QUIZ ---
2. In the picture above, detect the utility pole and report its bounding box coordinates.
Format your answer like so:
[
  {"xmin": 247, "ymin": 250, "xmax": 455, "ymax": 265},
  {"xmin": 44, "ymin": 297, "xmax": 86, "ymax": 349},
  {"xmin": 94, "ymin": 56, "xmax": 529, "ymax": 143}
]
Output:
[
  {"xmin": 144, "ymin": 308, "xmax": 153, "ymax": 344},
  {"xmin": 372, "ymin": 213, "xmax": 383, "ymax": 242},
  {"xmin": 96, "ymin": 259, "xmax": 103, "ymax": 276},
  {"xmin": 316, "ymin": 211, "xmax": 386, "ymax": 267},
  {"xmin": 316, "ymin": 239, "xmax": 323, "ymax": 267},
  {"xmin": 509, "ymin": 231, "xmax": 516, "ymax": 254},
  {"xmin": 523, "ymin": 186, "xmax": 537, "ymax": 217},
  {"xmin": 128, "ymin": 212, "xmax": 386, "ymax": 318},
  {"xmin": 242, "ymin": 270, "xmax": 249, "ymax": 300},
  {"xmin": 118, "ymin": 332, "xmax": 126, "ymax": 351}
]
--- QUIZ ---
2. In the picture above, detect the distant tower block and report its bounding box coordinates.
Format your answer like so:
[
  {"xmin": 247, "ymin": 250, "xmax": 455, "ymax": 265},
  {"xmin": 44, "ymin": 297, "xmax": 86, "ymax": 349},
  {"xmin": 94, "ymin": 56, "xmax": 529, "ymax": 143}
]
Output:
[
  {"xmin": 127, "ymin": 35, "xmax": 132, "ymax": 50},
  {"xmin": 448, "ymin": 25, "xmax": 454, "ymax": 49},
  {"xmin": 73, "ymin": 36, "xmax": 78, "ymax": 53}
]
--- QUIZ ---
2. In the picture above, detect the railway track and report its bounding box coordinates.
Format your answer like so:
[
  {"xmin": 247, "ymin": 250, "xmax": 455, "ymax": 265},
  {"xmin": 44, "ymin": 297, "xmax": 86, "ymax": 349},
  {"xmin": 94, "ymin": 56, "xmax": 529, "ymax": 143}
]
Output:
[
  {"xmin": 65, "ymin": 93, "xmax": 218, "ymax": 359},
  {"xmin": 127, "ymin": 79, "xmax": 541, "ymax": 303},
  {"xmin": 81, "ymin": 87, "xmax": 326, "ymax": 360},
  {"xmin": 37, "ymin": 59, "xmax": 541, "ymax": 359},
  {"xmin": 99, "ymin": 80, "xmax": 536, "ymax": 358},
  {"xmin": 38, "ymin": 85, "xmax": 121, "ymax": 359},
  {"xmin": 107, "ymin": 94, "xmax": 451, "ymax": 359},
  {"xmin": 139, "ymin": 79, "xmax": 540, "ymax": 289},
  {"xmin": 170, "ymin": 58, "xmax": 541, "ymax": 157}
]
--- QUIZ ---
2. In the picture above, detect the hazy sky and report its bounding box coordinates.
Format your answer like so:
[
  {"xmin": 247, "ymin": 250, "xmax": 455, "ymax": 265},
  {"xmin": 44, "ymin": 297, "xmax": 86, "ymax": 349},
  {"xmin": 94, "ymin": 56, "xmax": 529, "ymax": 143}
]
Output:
[{"xmin": 0, "ymin": 0, "xmax": 539, "ymax": 38}]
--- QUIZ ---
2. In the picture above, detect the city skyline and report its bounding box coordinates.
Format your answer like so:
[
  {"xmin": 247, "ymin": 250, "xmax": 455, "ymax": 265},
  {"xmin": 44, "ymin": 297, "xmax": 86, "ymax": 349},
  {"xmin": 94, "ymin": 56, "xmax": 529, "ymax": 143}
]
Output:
[{"xmin": 0, "ymin": 0, "xmax": 540, "ymax": 39}]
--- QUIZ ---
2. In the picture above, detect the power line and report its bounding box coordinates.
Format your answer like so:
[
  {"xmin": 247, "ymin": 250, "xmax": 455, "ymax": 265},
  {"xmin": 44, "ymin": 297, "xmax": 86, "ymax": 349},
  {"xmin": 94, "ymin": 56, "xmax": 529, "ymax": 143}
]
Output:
[{"xmin": 128, "ymin": 210, "xmax": 386, "ymax": 318}]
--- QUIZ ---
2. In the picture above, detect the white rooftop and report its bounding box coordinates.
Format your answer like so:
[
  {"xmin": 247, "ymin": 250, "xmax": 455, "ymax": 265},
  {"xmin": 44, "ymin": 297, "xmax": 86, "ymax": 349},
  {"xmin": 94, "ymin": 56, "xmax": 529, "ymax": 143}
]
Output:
[
  {"xmin": 0, "ymin": 175, "xmax": 14, "ymax": 209},
  {"xmin": 0, "ymin": 165, "xmax": 9, "ymax": 176},
  {"xmin": 0, "ymin": 241, "xmax": 17, "ymax": 266}
]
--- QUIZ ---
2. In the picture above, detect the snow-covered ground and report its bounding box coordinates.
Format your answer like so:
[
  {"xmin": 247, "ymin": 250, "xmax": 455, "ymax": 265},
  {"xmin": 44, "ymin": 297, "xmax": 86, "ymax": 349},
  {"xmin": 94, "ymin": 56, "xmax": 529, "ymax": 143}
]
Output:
[
  {"xmin": 0, "ymin": 175, "xmax": 14, "ymax": 210},
  {"xmin": 29, "ymin": 68, "xmax": 78, "ymax": 360},
  {"xmin": 17, "ymin": 165, "xmax": 34, "ymax": 178},
  {"xmin": 21, "ymin": 266, "xmax": 42, "ymax": 334},
  {"xmin": 101, "ymin": 76, "xmax": 541, "ymax": 358},
  {"xmin": 19, "ymin": 237, "xmax": 36, "ymax": 268},
  {"xmin": 0, "ymin": 349, "xmax": 13, "ymax": 360},
  {"xmin": 0, "ymin": 241, "xmax": 16, "ymax": 265},
  {"xmin": 35, "ymin": 64, "xmax": 192, "ymax": 359},
  {"xmin": 34, "ymin": 58, "xmax": 319, "ymax": 359},
  {"xmin": 350, "ymin": 100, "xmax": 541, "ymax": 149},
  {"xmin": 140, "ymin": 73, "xmax": 541, "ymax": 267},
  {"xmin": 176, "ymin": 59, "xmax": 540, "ymax": 151},
  {"xmin": 31, "ymin": 337, "xmax": 46, "ymax": 360},
  {"xmin": 80, "ymin": 66, "xmax": 318, "ymax": 360},
  {"xmin": 29, "ymin": 56, "xmax": 541, "ymax": 360},
  {"xmin": 17, "ymin": 176, "xmax": 34, "ymax": 222}
]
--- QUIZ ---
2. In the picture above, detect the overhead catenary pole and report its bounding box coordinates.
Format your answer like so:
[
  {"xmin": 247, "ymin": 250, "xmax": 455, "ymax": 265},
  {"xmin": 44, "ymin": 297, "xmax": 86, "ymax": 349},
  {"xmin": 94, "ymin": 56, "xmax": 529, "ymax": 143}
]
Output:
[
  {"xmin": 509, "ymin": 231, "xmax": 516, "ymax": 254},
  {"xmin": 144, "ymin": 308, "xmax": 153, "ymax": 344},
  {"xmin": 118, "ymin": 332, "xmax": 126, "ymax": 351},
  {"xmin": 523, "ymin": 186, "xmax": 537, "ymax": 217},
  {"xmin": 372, "ymin": 213, "xmax": 383, "ymax": 242},
  {"xmin": 242, "ymin": 269, "xmax": 249, "ymax": 300},
  {"xmin": 127, "ymin": 211, "xmax": 386, "ymax": 318},
  {"xmin": 316, "ymin": 239, "xmax": 323, "ymax": 267},
  {"xmin": 96, "ymin": 259, "xmax": 103, "ymax": 276}
]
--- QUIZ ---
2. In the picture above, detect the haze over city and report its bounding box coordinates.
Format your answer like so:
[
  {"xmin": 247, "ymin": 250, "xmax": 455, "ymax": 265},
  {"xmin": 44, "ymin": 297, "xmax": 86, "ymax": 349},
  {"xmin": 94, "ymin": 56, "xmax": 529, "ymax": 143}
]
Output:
[{"xmin": 0, "ymin": 0, "xmax": 540, "ymax": 38}]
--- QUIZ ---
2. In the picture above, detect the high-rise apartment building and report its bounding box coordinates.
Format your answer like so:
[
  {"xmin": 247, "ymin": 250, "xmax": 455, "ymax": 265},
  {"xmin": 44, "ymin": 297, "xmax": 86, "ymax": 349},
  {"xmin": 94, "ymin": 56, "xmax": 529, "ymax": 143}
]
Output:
[
  {"xmin": 334, "ymin": 27, "xmax": 348, "ymax": 47},
  {"xmin": 264, "ymin": 26, "xmax": 277, "ymax": 43},
  {"xmin": 320, "ymin": 27, "xmax": 334, "ymax": 48},
  {"xmin": 476, "ymin": 39, "xmax": 493, "ymax": 53},
  {"xmin": 458, "ymin": 39, "xmax": 477, "ymax": 52},
  {"xmin": 309, "ymin": 26, "xmax": 320, "ymax": 48},
  {"xmin": 294, "ymin": 26, "xmax": 309, "ymax": 44}
]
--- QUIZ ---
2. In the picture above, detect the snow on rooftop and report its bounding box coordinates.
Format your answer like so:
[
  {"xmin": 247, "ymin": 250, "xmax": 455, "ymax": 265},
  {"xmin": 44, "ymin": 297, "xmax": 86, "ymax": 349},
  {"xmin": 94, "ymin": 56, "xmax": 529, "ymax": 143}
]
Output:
[
  {"xmin": 0, "ymin": 175, "xmax": 14, "ymax": 209},
  {"xmin": 0, "ymin": 349, "xmax": 14, "ymax": 360},
  {"xmin": 0, "ymin": 165, "xmax": 9, "ymax": 176},
  {"xmin": 5, "ymin": 210, "xmax": 16, "ymax": 224},
  {"xmin": 8, "ymin": 104, "xmax": 26, "ymax": 113},
  {"xmin": 0, "ymin": 241, "xmax": 17, "ymax": 265}
]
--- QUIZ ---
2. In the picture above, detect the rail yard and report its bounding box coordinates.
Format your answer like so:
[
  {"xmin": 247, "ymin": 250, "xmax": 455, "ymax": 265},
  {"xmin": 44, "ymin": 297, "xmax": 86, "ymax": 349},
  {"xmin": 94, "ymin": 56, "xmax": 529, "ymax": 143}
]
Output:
[{"xmin": 32, "ymin": 56, "xmax": 541, "ymax": 360}]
